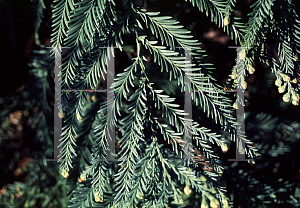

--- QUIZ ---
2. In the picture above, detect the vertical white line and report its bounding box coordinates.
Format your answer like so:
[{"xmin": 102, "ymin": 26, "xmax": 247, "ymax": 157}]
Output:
[
  {"xmin": 107, "ymin": 47, "xmax": 116, "ymax": 161},
  {"xmin": 53, "ymin": 46, "xmax": 62, "ymax": 161},
  {"xmin": 47, "ymin": 46, "xmax": 70, "ymax": 161},
  {"xmin": 183, "ymin": 47, "xmax": 193, "ymax": 163},
  {"xmin": 48, "ymin": 46, "xmax": 118, "ymax": 162},
  {"xmin": 236, "ymin": 47, "xmax": 246, "ymax": 157},
  {"xmin": 228, "ymin": 47, "xmax": 248, "ymax": 161}
]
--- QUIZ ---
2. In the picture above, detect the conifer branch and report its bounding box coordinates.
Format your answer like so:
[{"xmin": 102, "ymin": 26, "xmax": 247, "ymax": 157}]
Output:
[
  {"xmin": 31, "ymin": 0, "xmax": 46, "ymax": 45},
  {"xmin": 185, "ymin": 0, "xmax": 246, "ymax": 44},
  {"xmin": 141, "ymin": 37, "xmax": 258, "ymax": 158},
  {"xmin": 242, "ymin": 0, "xmax": 276, "ymax": 49},
  {"xmin": 58, "ymin": 92, "xmax": 89, "ymax": 172},
  {"xmin": 51, "ymin": 0, "xmax": 75, "ymax": 48},
  {"xmin": 136, "ymin": 8, "xmax": 200, "ymax": 50},
  {"xmin": 62, "ymin": 0, "xmax": 102, "ymax": 89},
  {"xmin": 185, "ymin": 0, "xmax": 226, "ymax": 27},
  {"xmin": 113, "ymin": 77, "xmax": 147, "ymax": 207},
  {"xmin": 275, "ymin": 0, "xmax": 300, "ymax": 91},
  {"xmin": 146, "ymin": 82, "xmax": 225, "ymax": 181}
]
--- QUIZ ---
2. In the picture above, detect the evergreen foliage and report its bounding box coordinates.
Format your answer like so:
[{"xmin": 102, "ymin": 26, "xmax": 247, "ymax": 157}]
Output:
[
  {"xmin": 31, "ymin": 0, "xmax": 46, "ymax": 45},
  {"xmin": 0, "ymin": 0, "xmax": 300, "ymax": 208}
]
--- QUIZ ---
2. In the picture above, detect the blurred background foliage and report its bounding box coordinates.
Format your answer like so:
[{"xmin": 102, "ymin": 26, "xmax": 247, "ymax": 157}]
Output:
[{"xmin": 0, "ymin": 0, "xmax": 299, "ymax": 207}]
